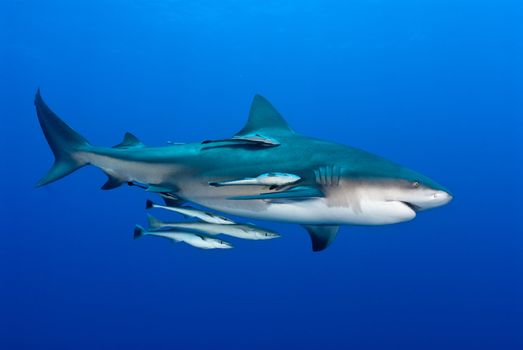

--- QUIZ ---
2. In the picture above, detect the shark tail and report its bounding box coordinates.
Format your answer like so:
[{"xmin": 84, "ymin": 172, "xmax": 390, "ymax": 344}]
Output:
[
  {"xmin": 134, "ymin": 225, "xmax": 147, "ymax": 240},
  {"xmin": 147, "ymin": 214, "xmax": 164, "ymax": 229},
  {"xmin": 34, "ymin": 90, "xmax": 91, "ymax": 187}
]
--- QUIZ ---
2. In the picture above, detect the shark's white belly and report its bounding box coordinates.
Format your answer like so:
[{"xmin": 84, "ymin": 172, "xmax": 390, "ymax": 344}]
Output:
[{"xmin": 203, "ymin": 198, "xmax": 416, "ymax": 226}]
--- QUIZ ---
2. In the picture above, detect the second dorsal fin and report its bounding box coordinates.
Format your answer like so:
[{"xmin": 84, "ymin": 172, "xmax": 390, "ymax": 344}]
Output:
[
  {"xmin": 236, "ymin": 95, "xmax": 294, "ymax": 136},
  {"xmin": 113, "ymin": 132, "xmax": 144, "ymax": 149}
]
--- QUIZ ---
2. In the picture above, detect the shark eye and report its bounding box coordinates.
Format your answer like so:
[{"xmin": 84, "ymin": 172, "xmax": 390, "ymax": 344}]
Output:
[{"xmin": 412, "ymin": 181, "xmax": 421, "ymax": 188}]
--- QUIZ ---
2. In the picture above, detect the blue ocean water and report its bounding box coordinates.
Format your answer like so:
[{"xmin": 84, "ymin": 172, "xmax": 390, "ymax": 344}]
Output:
[{"xmin": 1, "ymin": 1, "xmax": 522, "ymax": 349}]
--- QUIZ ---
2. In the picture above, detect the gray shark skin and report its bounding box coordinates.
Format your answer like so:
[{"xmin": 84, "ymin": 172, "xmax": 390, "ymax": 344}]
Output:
[{"xmin": 34, "ymin": 90, "xmax": 452, "ymax": 252}]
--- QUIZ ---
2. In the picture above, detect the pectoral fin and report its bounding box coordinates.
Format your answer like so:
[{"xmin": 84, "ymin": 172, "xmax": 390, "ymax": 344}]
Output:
[
  {"xmin": 228, "ymin": 186, "xmax": 323, "ymax": 200},
  {"xmin": 303, "ymin": 225, "xmax": 339, "ymax": 252}
]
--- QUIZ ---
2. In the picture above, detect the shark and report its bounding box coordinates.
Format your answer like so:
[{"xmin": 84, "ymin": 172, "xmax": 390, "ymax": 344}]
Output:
[{"xmin": 34, "ymin": 90, "xmax": 452, "ymax": 251}]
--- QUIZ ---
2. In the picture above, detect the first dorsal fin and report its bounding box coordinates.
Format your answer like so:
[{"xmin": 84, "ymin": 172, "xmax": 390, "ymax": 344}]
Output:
[
  {"xmin": 236, "ymin": 95, "xmax": 294, "ymax": 136},
  {"xmin": 113, "ymin": 132, "xmax": 144, "ymax": 149}
]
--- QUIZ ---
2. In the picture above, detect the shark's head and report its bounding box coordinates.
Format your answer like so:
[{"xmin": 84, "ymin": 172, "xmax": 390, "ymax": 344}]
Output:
[
  {"xmin": 337, "ymin": 152, "xmax": 453, "ymax": 224},
  {"xmin": 374, "ymin": 171, "xmax": 453, "ymax": 212}
]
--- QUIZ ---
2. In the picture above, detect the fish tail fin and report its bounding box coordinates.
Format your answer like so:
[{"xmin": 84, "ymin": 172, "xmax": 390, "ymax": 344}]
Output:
[
  {"xmin": 134, "ymin": 225, "xmax": 147, "ymax": 240},
  {"xmin": 145, "ymin": 199, "xmax": 154, "ymax": 210},
  {"xmin": 34, "ymin": 90, "xmax": 92, "ymax": 187},
  {"xmin": 147, "ymin": 214, "xmax": 164, "ymax": 229}
]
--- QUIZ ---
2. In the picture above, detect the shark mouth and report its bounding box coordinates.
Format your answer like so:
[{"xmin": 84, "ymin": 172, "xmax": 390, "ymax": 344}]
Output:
[{"xmin": 401, "ymin": 201, "xmax": 422, "ymax": 212}]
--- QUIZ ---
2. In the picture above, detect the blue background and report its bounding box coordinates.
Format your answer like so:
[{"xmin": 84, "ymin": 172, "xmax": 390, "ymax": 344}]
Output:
[{"xmin": 1, "ymin": 1, "xmax": 521, "ymax": 349}]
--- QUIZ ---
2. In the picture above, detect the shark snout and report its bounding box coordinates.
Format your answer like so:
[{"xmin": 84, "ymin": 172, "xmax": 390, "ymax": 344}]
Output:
[
  {"xmin": 415, "ymin": 190, "xmax": 453, "ymax": 211},
  {"xmin": 434, "ymin": 190, "xmax": 453, "ymax": 204}
]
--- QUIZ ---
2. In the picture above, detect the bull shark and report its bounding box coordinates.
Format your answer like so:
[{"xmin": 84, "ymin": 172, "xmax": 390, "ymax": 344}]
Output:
[{"xmin": 35, "ymin": 90, "xmax": 452, "ymax": 251}]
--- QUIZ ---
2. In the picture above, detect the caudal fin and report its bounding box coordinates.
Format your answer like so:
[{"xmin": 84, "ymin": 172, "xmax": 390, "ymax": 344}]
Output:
[
  {"xmin": 147, "ymin": 214, "xmax": 164, "ymax": 229},
  {"xmin": 134, "ymin": 225, "xmax": 147, "ymax": 240},
  {"xmin": 35, "ymin": 90, "xmax": 91, "ymax": 187},
  {"xmin": 145, "ymin": 199, "xmax": 154, "ymax": 209}
]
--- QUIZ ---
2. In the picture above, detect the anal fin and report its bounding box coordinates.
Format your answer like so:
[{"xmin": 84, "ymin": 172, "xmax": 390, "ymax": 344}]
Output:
[{"xmin": 302, "ymin": 225, "xmax": 339, "ymax": 252}]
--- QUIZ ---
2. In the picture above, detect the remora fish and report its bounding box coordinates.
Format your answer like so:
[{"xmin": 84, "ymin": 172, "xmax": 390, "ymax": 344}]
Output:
[
  {"xmin": 203, "ymin": 133, "xmax": 280, "ymax": 147},
  {"xmin": 145, "ymin": 200, "xmax": 235, "ymax": 225},
  {"xmin": 134, "ymin": 225, "xmax": 232, "ymax": 249},
  {"xmin": 208, "ymin": 172, "xmax": 300, "ymax": 188},
  {"xmin": 35, "ymin": 91, "xmax": 453, "ymax": 252},
  {"xmin": 147, "ymin": 214, "xmax": 280, "ymax": 240}
]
